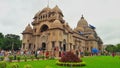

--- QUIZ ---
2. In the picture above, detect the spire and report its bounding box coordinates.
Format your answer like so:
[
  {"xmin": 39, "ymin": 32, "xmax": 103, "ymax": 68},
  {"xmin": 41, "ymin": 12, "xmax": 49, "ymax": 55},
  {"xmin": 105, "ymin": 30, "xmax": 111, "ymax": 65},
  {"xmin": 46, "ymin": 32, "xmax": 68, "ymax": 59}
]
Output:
[
  {"xmin": 47, "ymin": 0, "xmax": 49, "ymax": 8},
  {"xmin": 81, "ymin": 14, "xmax": 84, "ymax": 19}
]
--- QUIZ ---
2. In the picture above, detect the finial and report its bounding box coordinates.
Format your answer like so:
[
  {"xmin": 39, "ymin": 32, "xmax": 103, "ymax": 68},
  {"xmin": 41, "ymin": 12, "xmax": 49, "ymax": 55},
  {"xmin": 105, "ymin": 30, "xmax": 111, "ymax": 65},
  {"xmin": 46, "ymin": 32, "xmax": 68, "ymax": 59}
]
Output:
[
  {"xmin": 81, "ymin": 14, "xmax": 84, "ymax": 19},
  {"xmin": 47, "ymin": 0, "xmax": 49, "ymax": 7},
  {"xmin": 28, "ymin": 24, "xmax": 30, "ymax": 26}
]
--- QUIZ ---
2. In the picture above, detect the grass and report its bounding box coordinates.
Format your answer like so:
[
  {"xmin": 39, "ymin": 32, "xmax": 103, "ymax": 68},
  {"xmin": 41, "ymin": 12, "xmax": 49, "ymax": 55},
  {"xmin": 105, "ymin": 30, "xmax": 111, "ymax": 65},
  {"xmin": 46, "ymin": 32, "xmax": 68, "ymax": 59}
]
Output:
[
  {"xmin": 6, "ymin": 56, "xmax": 120, "ymax": 68},
  {"xmin": 81, "ymin": 56, "xmax": 120, "ymax": 68}
]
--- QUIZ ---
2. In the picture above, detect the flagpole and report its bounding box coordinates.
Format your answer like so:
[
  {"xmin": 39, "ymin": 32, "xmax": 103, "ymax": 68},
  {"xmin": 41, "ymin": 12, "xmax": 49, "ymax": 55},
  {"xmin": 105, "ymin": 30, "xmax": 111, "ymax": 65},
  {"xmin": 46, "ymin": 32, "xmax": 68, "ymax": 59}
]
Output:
[{"xmin": 47, "ymin": 0, "xmax": 49, "ymax": 7}]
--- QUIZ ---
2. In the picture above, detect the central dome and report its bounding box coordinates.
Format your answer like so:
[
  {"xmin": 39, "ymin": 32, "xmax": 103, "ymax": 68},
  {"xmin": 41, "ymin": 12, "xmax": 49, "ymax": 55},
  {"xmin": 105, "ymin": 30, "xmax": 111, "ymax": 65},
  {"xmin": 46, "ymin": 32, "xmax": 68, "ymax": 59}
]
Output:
[{"xmin": 77, "ymin": 15, "xmax": 88, "ymax": 28}]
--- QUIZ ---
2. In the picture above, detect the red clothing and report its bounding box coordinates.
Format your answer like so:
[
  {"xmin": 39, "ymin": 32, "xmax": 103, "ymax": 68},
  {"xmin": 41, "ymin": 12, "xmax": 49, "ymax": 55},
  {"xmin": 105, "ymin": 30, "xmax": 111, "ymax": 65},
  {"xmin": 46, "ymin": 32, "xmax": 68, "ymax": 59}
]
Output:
[{"xmin": 46, "ymin": 51, "xmax": 49, "ymax": 57}]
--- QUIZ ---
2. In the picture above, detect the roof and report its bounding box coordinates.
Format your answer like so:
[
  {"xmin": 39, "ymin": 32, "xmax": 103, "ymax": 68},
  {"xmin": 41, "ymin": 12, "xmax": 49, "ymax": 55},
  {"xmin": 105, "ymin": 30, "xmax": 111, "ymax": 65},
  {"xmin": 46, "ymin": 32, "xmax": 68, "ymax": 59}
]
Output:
[
  {"xmin": 77, "ymin": 15, "xmax": 88, "ymax": 27},
  {"xmin": 22, "ymin": 24, "xmax": 33, "ymax": 34}
]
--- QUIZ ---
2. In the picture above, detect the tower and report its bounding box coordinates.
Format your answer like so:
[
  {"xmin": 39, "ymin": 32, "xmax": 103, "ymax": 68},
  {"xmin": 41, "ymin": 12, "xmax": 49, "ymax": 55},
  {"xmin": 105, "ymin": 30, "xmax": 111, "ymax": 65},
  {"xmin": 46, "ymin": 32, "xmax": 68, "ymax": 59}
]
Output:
[{"xmin": 22, "ymin": 24, "xmax": 33, "ymax": 50}]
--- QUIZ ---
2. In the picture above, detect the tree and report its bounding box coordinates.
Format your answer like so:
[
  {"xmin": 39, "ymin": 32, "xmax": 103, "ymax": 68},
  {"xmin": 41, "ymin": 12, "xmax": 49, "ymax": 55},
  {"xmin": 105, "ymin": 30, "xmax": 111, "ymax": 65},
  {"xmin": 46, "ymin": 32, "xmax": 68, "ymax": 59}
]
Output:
[
  {"xmin": 105, "ymin": 44, "xmax": 117, "ymax": 52},
  {"xmin": 0, "ymin": 33, "xmax": 4, "ymax": 48},
  {"xmin": 0, "ymin": 33, "xmax": 4, "ymax": 38},
  {"xmin": 1, "ymin": 34, "xmax": 22, "ymax": 50},
  {"xmin": 116, "ymin": 44, "xmax": 120, "ymax": 52}
]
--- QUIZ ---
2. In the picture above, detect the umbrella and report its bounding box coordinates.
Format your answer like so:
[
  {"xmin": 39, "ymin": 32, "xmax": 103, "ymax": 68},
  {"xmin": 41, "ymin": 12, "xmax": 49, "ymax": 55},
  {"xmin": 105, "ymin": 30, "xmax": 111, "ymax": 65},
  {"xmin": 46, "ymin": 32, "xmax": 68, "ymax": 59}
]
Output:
[{"xmin": 92, "ymin": 48, "xmax": 99, "ymax": 53}]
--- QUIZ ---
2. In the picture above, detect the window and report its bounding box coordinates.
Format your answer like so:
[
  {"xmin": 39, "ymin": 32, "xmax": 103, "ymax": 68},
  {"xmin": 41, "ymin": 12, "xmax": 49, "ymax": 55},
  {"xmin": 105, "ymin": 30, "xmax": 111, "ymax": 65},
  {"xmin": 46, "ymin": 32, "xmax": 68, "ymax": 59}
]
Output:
[
  {"xmin": 28, "ymin": 43, "xmax": 31, "ymax": 49},
  {"xmin": 52, "ymin": 41, "xmax": 55, "ymax": 48},
  {"xmin": 34, "ymin": 29, "xmax": 36, "ymax": 32},
  {"xmin": 40, "ymin": 24, "xmax": 49, "ymax": 32},
  {"xmin": 73, "ymin": 45, "xmax": 76, "ymax": 50},
  {"xmin": 27, "ymin": 40, "xmax": 29, "ymax": 42},
  {"xmin": 34, "ymin": 45, "xmax": 35, "ymax": 49},
  {"xmin": 46, "ymin": 14, "xmax": 47, "ymax": 18},
  {"xmin": 59, "ymin": 42, "xmax": 62, "ymax": 51},
  {"xmin": 23, "ymin": 43, "xmax": 25, "ymax": 49}
]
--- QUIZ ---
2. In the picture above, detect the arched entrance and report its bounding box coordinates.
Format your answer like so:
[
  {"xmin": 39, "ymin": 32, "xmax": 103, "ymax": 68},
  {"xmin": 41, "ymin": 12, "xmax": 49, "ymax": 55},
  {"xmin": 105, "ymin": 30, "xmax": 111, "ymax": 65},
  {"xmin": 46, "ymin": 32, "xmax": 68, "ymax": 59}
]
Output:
[
  {"xmin": 63, "ymin": 39, "xmax": 66, "ymax": 51},
  {"xmin": 42, "ymin": 42, "xmax": 46, "ymax": 50}
]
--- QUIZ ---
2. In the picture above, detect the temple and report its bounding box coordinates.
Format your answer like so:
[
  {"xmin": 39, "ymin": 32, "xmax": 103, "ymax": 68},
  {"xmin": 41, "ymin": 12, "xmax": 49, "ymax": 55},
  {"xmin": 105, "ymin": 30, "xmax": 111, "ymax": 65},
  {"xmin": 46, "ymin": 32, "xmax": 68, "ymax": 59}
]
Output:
[{"xmin": 21, "ymin": 5, "xmax": 103, "ymax": 57}]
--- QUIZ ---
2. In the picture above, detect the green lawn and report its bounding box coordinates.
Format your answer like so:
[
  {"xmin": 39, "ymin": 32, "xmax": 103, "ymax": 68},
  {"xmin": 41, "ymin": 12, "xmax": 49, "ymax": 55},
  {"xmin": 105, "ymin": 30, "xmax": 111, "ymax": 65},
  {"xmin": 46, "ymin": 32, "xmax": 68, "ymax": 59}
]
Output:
[{"xmin": 6, "ymin": 56, "xmax": 120, "ymax": 68}]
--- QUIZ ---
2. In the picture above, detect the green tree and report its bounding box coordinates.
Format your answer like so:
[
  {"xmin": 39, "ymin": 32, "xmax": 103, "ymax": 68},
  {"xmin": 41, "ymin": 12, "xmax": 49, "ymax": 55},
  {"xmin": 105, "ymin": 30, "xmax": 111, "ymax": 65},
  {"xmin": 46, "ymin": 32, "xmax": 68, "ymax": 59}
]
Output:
[
  {"xmin": 116, "ymin": 44, "xmax": 120, "ymax": 52},
  {"xmin": 2, "ymin": 34, "xmax": 22, "ymax": 50},
  {"xmin": 105, "ymin": 44, "xmax": 117, "ymax": 52},
  {"xmin": 0, "ymin": 33, "xmax": 4, "ymax": 48}
]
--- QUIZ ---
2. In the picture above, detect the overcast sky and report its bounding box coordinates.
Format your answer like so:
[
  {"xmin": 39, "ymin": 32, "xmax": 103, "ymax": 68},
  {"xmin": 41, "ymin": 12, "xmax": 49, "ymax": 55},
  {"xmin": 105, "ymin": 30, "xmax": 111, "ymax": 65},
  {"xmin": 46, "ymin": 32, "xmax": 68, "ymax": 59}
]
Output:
[{"xmin": 0, "ymin": 0, "xmax": 120, "ymax": 45}]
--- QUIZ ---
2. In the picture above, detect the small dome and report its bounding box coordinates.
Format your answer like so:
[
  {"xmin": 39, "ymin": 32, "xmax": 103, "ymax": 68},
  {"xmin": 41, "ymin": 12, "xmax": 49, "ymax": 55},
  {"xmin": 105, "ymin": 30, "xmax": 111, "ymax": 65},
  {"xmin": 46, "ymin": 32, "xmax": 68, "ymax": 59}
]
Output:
[
  {"xmin": 88, "ymin": 34, "xmax": 95, "ymax": 39},
  {"xmin": 77, "ymin": 15, "xmax": 88, "ymax": 27},
  {"xmin": 23, "ymin": 24, "xmax": 33, "ymax": 34},
  {"xmin": 53, "ymin": 5, "xmax": 62, "ymax": 13},
  {"xmin": 51, "ymin": 20, "xmax": 63, "ymax": 28}
]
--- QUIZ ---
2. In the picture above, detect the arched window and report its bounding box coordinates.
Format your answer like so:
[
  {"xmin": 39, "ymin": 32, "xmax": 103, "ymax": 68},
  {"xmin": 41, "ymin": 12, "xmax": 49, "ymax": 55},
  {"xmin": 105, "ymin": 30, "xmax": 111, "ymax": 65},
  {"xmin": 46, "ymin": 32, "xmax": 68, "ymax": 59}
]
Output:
[
  {"xmin": 34, "ymin": 28, "xmax": 36, "ymax": 32},
  {"xmin": 40, "ymin": 24, "xmax": 49, "ymax": 32},
  {"xmin": 23, "ymin": 43, "xmax": 25, "ymax": 49},
  {"xmin": 46, "ymin": 14, "xmax": 47, "ymax": 18}
]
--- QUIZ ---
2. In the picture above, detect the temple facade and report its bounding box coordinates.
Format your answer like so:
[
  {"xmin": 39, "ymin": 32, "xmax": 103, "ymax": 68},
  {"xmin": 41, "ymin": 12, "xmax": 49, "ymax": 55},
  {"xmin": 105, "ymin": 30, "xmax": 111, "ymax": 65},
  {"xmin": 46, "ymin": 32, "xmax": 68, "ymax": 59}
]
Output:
[{"xmin": 21, "ymin": 5, "xmax": 103, "ymax": 57}]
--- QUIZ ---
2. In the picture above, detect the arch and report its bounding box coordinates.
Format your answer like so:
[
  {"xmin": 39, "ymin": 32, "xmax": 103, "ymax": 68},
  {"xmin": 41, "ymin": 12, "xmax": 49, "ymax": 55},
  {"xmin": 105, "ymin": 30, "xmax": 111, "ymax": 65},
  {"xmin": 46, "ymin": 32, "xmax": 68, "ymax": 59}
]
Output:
[
  {"xmin": 40, "ymin": 24, "xmax": 49, "ymax": 32},
  {"xmin": 42, "ymin": 42, "xmax": 46, "ymax": 50},
  {"xmin": 28, "ymin": 43, "xmax": 32, "ymax": 50},
  {"xmin": 63, "ymin": 39, "xmax": 66, "ymax": 51}
]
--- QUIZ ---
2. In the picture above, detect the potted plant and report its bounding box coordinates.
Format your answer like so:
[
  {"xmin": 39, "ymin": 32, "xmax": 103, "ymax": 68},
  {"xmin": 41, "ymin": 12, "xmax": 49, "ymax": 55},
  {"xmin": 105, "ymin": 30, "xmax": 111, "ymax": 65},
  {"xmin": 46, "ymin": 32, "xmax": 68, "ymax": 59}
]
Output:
[
  {"xmin": 8, "ymin": 56, "xmax": 14, "ymax": 62},
  {"xmin": 0, "ymin": 56, "xmax": 4, "ymax": 61},
  {"xmin": 24, "ymin": 56, "xmax": 27, "ymax": 62},
  {"xmin": 16, "ymin": 56, "xmax": 21, "ymax": 62},
  {"xmin": 36, "ymin": 56, "xmax": 40, "ymax": 60},
  {"xmin": 40, "ymin": 55, "xmax": 45, "ymax": 60},
  {"xmin": 30, "ymin": 55, "xmax": 34, "ymax": 61}
]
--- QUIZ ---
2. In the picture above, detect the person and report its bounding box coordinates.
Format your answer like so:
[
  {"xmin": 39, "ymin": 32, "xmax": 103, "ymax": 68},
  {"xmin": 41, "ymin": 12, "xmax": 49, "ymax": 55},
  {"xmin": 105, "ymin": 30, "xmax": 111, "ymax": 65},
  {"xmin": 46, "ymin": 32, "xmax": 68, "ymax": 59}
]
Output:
[
  {"xmin": 112, "ymin": 52, "xmax": 115, "ymax": 57},
  {"xmin": 80, "ymin": 52, "xmax": 84, "ymax": 57},
  {"xmin": 46, "ymin": 51, "xmax": 49, "ymax": 59},
  {"xmin": 76, "ymin": 50, "xmax": 79, "ymax": 57},
  {"xmin": 34, "ymin": 51, "xmax": 37, "ymax": 58}
]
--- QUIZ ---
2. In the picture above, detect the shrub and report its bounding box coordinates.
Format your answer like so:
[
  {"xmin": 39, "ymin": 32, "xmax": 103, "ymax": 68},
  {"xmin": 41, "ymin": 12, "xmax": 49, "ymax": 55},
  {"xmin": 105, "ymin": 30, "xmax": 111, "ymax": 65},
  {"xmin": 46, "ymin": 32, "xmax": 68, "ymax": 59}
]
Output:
[
  {"xmin": 36, "ymin": 55, "xmax": 40, "ymax": 60},
  {"xmin": 10, "ymin": 63, "xmax": 19, "ymax": 68},
  {"xmin": 30, "ymin": 56, "xmax": 34, "ymax": 61},
  {"xmin": 8, "ymin": 56, "xmax": 14, "ymax": 62},
  {"xmin": 24, "ymin": 64, "xmax": 32, "ymax": 68},
  {"xmin": 16, "ymin": 56, "xmax": 21, "ymax": 62},
  {"xmin": 0, "ymin": 56, "xmax": 4, "ymax": 61},
  {"xmin": 24, "ymin": 56, "xmax": 27, "ymax": 62},
  {"xmin": 60, "ymin": 51, "xmax": 82, "ymax": 62},
  {"xmin": 84, "ymin": 51, "xmax": 90, "ymax": 56},
  {"xmin": 49, "ymin": 57, "xmax": 55, "ymax": 60},
  {"xmin": 56, "ymin": 60, "xmax": 86, "ymax": 66},
  {"xmin": 0, "ymin": 61, "xmax": 7, "ymax": 68},
  {"xmin": 40, "ymin": 56, "xmax": 45, "ymax": 60}
]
